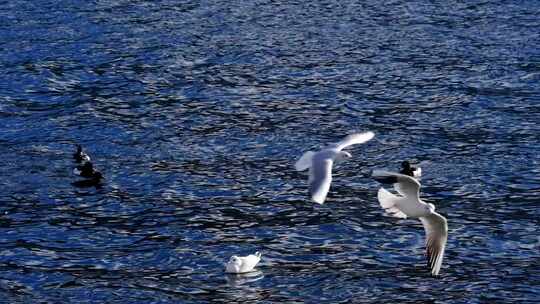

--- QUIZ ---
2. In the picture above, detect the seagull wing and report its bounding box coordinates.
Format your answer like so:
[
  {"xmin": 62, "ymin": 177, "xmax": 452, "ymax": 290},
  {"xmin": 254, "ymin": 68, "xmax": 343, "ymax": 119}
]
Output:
[
  {"xmin": 420, "ymin": 212, "xmax": 448, "ymax": 276},
  {"xmin": 331, "ymin": 132, "xmax": 375, "ymax": 151},
  {"xmin": 373, "ymin": 170, "xmax": 421, "ymax": 199},
  {"xmin": 309, "ymin": 156, "xmax": 333, "ymax": 204},
  {"xmin": 295, "ymin": 151, "xmax": 315, "ymax": 171},
  {"xmin": 377, "ymin": 187, "xmax": 407, "ymax": 218}
]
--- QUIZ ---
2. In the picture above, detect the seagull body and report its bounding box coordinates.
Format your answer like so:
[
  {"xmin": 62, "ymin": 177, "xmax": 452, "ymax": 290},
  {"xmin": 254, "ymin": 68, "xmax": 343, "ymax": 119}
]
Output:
[
  {"xmin": 226, "ymin": 252, "xmax": 262, "ymax": 274},
  {"xmin": 372, "ymin": 170, "xmax": 447, "ymax": 276},
  {"xmin": 72, "ymin": 171, "xmax": 104, "ymax": 188},
  {"xmin": 71, "ymin": 144, "xmax": 103, "ymax": 187},
  {"xmin": 295, "ymin": 132, "xmax": 375, "ymax": 204},
  {"xmin": 73, "ymin": 145, "xmax": 91, "ymax": 163}
]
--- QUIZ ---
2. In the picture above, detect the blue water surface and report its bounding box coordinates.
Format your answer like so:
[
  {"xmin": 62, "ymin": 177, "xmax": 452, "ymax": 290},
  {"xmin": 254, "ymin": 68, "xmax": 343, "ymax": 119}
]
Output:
[{"xmin": 1, "ymin": 0, "xmax": 539, "ymax": 303}]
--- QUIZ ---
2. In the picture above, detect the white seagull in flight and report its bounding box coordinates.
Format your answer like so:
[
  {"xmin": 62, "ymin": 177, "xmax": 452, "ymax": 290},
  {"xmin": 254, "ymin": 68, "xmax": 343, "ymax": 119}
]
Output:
[
  {"xmin": 295, "ymin": 132, "xmax": 375, "ymax": 204},
  {"xmin": 372, "ymin": 170, "xmax": 448, "ymax": 276}
]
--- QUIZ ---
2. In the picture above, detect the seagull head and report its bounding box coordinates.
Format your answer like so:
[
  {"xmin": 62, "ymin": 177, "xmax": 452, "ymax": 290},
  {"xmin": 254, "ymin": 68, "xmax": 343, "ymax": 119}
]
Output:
[
  {"xmin": 401, "ymin": 161, "xmax": 411, "ymax": 169},
  {"xmin": 229, "ymin": 255, "xmax": 240, "ymax": 264},
  {"xmin": 82, "ymin": 154, "xmax": 91, "ymax": 162},
  {"xmin": 335, "ymin": 151, "xmax": 352, "ymax": 162},
  {"xmin": 226, "ymin": 255, "xmax": 243, "ymax": 273}
]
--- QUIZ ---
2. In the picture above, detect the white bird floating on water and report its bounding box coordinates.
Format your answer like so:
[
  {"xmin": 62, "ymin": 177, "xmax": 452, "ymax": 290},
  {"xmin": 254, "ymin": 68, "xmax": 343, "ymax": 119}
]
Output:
[
  {"xmin": 295, "ymin": 132, "xmax": 375, "ymax": 204},
  {"xmin": 372, "ymin": 170, "xmax": 448, "ymax": 276},
  {"xmin": 225, "ymin": 252, "xmax": 262, "ymax": 274}
]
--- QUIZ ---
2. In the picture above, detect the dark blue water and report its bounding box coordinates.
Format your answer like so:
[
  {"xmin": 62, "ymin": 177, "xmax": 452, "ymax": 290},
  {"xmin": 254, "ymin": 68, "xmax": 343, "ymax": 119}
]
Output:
[{"xmin": 1, "ymin": 0, "xmax": 539, "ymax": 302}]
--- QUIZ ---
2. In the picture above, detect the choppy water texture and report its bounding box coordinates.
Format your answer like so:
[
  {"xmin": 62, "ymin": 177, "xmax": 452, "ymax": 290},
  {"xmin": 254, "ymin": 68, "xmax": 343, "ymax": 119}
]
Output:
[{"xmin": 1, "ymin": 0, "xmax": 539, "ymax": 303}]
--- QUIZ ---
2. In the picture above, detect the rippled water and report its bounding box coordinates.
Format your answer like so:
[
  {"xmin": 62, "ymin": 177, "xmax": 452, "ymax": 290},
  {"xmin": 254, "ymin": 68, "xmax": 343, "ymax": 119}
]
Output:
[{"xmin": 1, "ymin": 0, "xmax": 539, "ymax": 302}]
